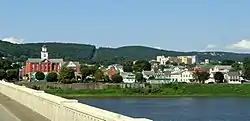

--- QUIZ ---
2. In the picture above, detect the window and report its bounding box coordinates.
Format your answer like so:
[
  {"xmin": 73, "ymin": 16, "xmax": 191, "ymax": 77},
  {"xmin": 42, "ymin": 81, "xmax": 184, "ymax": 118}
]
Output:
[{"xmin": 52, "ymin": 63, "xmax": 55, "ymax": 71}]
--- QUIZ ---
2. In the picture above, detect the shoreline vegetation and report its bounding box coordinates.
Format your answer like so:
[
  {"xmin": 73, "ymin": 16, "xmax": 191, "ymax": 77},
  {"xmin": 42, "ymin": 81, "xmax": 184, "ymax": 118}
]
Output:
[{"xmin": 44, "ymin": 83, "xmax": 250, "ymax": 98}]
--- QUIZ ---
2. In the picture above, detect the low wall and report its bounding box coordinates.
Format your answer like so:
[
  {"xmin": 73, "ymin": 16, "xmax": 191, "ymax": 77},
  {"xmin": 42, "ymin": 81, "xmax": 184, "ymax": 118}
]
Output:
[
  {"xmin": 0, "ymin": 81, "xmax": 152, "ymax": 121},
  {"xmin": 16, "ymin": 82, "xmax": 146, "ymax": 90}
]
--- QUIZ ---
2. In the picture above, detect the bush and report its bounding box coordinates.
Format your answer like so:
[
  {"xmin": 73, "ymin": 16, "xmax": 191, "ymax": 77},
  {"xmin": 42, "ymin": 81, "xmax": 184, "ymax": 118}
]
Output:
[
  {"xmin": 6, "ymin": 69, "xmax": 19, "ymax": 81},
  {"xmin": 31, "ymin": 85, "xmax": 41, "ymax": 90},
  {"xmin": 47, "ymin": 72, "xmax": 58, "ymax": 82},
  {"xmin": 60, "ymin": 78, "xmax": 77, "ymax": 84},
  {"xmin": 0, "ymin": 69, "xmax": 6, "ymax": 80},
  {"xmin": 35, "ymin": 71, "xmax": 45, "ymax": 80},
  {"xmin": 111, "ymin": 74, "xmax": 123, "ymax": 83}
]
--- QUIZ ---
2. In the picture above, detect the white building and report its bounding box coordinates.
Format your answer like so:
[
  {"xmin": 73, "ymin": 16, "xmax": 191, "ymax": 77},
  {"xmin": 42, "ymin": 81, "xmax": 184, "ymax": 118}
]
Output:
[
  {"xmin": 156, "ymin": 55, "xmax": 197, "ymax": 65},
  {"xmin": 156, "ymin": 56, "xmax": 168, "ymax": 65},
  {"xmin": 224, "ymin": 72, "xmax": 241, "ymax": 84},
  {"xmin": 142, "ymin": 71, "xmax": 155, "ymax": 79},
  {"xmin": 205, "ymin": 59, "xmax": 209, "ymax": 64},
  {"xmin": 210, "ymin": 65, "xmax": 232, "ymax": 74},
  {"xmin": 120, "ymin": 72, "xmax": 136, "ymax": 83},
  {"xmin": 170, "ymin": 68, "xmax": 193, "ymax": 83},
  {"xmin": 180, "ymin": 69, "xmax": 193, "ymax": 83}
]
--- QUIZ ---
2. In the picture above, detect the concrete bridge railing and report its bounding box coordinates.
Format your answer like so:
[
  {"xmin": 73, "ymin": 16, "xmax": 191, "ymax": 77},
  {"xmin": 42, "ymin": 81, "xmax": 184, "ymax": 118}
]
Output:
[{"xmin": 0, "ymin": 81, "xmax": 152, "ymax": 121}]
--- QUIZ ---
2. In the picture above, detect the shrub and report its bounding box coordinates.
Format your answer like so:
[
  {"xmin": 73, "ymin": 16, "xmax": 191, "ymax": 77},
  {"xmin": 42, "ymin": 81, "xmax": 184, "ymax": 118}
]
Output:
[
  {"xmin": 47, "ymin": 72, "xmax": 58, "ymax": 82},
  {"xmin": 35, "ymin": 71, "xmax": 45, "ymax": 81},
  {"xmin": 111, "ymin": 74, "xmax": 123, "ymax": 83}
]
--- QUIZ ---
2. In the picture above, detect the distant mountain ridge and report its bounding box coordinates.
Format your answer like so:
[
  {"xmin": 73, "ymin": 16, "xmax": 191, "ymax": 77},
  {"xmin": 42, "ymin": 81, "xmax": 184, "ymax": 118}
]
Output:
[{"xmin": 0, "ymin": 40, "xmax": 249, "ymax": 64}]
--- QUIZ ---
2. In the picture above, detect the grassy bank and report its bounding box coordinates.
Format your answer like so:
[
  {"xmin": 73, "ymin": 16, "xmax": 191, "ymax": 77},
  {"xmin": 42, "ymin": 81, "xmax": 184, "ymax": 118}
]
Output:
[{"xmin": 45, "ymin": 84, "xmax": 250, "ymax": 98}]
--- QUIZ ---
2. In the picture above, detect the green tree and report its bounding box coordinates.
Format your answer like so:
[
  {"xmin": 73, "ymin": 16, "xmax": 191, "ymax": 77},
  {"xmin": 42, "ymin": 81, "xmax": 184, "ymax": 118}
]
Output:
[
  {"xmin": 80, "ymin": 65, "xmax": 92, "ymax": 80},
  {"xmin": 6, "ymin": 69, "xmax": 19, "ymax": 81},
  {"xmin": 214, "ymin": 72, "xmax": 224, "ymax": 83},
  {"xmin": 135, "ymin": 73, "xmax": 145, "ymax": 83},
  {"xmin": 46, "ymin": 72, "xmax": 58, "ymax": 82},
  {"xmin": 133, "ymin": 60, "xmax": 151, "ymax": 72},
  {"xmin": 94, "ymin": 69, "xmax": 104, "ymax": 81},
  {"xmin": 89, "ymin": 66, "xmax": 98, "ymax": 75},
  {"xmin": 0, "ymin": 59, "xmax": 12, "ymax": 70},
  {"xmin": 111, "ymin": 74, "xmax": 123, "ymax": 83},
  {"xmin": 0, "ymin": 69, "xmax": 6, "ymax": 80},
  {"xmin": 35, "ymin": 71, "xmax": 45, "ymax": 81},
  {"xmin": 193, "ymin": 71, "xmax": 210, "ymax": 84},
  {"xmin": 12, "ymin": 63, "xmax": 21, "ymax": 69},
  {"xmin": 172, "ymin": 62, "xmax": 178, "ymax": 66},
  {"xmin": 159, "ymin": 65, "xmax": 165, "ymax": 71},
  {"xmin": 243, "ymin": 58, "xmax": 250, "ymax": 80},
  {"xmin": 231, "ymin": 62, "xmax": 241, "ymax": 71},
  {"xmin": 104, "ymin": 75, "xmax": 111, "ymax": 82},
  {"xmin": 221, "ymin": 60, "xmax": 235, "ymax": 65},
  {"xmin": 59, "ymin": 66, "xmax": 75, "ymax": 84},
  {"xmin": 122, "ymin": 61, "xmax": 133, "ymax": 72}
]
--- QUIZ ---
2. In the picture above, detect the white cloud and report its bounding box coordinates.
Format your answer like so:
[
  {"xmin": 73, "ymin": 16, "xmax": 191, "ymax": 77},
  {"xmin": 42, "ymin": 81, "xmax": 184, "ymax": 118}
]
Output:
[
  {"xmin": 154, "ymin": 46, "xmax": 163, "ymax": 50},
  {"xmin": 1, "ymin": 37, "xmax": 24, "ymax": 44},
  {"xmin": 205, "ymin": 44, "xmax": 217, "ymax": 49},
  {"xmin": 228, "ymin": 39, "xmax": 250, "ymax": 50}
]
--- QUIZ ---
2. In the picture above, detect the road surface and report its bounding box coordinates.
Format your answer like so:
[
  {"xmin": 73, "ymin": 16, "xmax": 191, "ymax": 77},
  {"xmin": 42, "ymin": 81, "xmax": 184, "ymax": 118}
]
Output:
[
  {"xmin": 0, "ymin": 104, "xmax": 20, "ymax": 121},
  {"xmin": 0, "ymin": 93, "xmax": 50, "ymax": 121}
]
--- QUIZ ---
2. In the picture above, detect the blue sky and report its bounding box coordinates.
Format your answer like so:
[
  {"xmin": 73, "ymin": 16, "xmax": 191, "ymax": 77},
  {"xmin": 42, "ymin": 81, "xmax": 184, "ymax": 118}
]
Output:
[{"xmin": 1, "ymin": 0, "xmax": 250, "ymax": 52}]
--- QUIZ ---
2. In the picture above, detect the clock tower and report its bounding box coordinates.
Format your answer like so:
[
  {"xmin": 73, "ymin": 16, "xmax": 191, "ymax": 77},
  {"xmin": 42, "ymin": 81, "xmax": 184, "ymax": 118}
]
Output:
[{"xmin": 41, "ymin": 45, "xmax": 48, "ymax": 60}]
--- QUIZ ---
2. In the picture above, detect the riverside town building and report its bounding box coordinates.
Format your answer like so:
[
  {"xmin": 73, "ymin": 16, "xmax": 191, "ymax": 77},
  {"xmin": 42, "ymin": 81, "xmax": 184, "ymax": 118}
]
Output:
[{"xmin": 24, "ymin": 45, "xmax": 81, "ymax": 81}]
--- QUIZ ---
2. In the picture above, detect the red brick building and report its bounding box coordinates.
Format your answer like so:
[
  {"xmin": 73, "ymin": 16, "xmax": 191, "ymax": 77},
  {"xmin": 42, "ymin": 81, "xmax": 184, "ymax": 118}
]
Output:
[{"xmin": 25, "ymin": 45, "xmax": 81, "ymax": 81}]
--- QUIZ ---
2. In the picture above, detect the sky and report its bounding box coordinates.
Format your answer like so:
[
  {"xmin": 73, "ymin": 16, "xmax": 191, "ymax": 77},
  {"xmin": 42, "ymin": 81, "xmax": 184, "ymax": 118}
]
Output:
[{"xmin": 1, "ymin": 0, "xmax": 250, "ymax": 52}]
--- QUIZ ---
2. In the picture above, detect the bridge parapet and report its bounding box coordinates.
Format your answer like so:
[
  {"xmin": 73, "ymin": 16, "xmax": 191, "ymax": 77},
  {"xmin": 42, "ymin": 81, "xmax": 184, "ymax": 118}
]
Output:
[{"xmin": 0, "ymin": 81, "xmax": 152, "ymax": 121}]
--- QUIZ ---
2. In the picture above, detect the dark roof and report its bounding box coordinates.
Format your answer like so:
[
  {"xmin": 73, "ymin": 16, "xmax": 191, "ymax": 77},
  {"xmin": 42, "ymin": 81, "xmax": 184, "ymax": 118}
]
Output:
[
  {"xmin": 228, "ymin": 72, "xmax": 239, "ymax": 76},
  {"xmin": 142, "ymin": 71, "xmax": 155, "ymax": 76},
  {"xmin": 27, "ymin": 58, "xmax": 63, "ymax": 63}
]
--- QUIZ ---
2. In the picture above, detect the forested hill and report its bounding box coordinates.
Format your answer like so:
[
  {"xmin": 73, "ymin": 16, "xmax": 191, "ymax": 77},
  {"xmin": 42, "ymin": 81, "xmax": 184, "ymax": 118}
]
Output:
[
  {"xmin": 93, "ymin": 46, "xmax": 250, "ymax": 64},
  {"xmin": 0, "ymin": 40, "xmax": 250, "ymax": 64},
  {"xmin": 0, "ymin": 40, "xmax": 96, "ymax": 61}
]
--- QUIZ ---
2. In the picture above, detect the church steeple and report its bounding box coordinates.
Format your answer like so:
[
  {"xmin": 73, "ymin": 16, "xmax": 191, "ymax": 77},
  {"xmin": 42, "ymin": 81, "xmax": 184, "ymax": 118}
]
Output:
[{"xmin": 41, "ymin": 45, "xmax": 48, "ymax": 59}]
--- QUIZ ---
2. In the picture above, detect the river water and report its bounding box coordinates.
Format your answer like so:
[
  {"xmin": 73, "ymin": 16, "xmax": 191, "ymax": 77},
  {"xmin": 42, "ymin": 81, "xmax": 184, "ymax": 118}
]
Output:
[{"xmin": 77, "ymin": 98, "xmax": 250, "ymax": 121}]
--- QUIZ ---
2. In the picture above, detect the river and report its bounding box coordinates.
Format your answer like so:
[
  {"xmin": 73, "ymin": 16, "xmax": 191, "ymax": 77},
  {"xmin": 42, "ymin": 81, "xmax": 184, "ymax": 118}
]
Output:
[{"xmin": 77, "ymin": 97, "xmax": 250, "ymax": 121}]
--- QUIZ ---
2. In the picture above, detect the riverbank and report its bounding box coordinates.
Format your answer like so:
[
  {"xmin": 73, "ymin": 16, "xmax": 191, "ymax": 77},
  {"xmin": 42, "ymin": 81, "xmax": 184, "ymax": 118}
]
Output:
[{"xmin": 45, "ymin": 84, "xmax": 250, "ymax": 98}]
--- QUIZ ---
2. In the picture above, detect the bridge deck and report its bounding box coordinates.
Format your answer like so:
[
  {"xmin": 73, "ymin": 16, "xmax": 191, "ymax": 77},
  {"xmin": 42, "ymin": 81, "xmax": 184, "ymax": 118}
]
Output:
[{"xmin": 0, "ymin": 93, "xmax": 50, "ymax": 121}]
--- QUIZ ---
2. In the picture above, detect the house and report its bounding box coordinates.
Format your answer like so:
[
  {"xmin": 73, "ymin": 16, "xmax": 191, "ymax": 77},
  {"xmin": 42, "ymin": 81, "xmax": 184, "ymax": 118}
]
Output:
[
  {"xmin": 155, "ymin": 71, "xmax": 171, "ymax": 79},
  {"xmin": 170, "ymin": 72, "xmax": 181, "ymax": 82},
  {"xmin": 171, "ymin": 67, "xmax": 182, "ymax": 74},
  {"xmin": 107, "ymin": 66, "xmax": 119, "ymax": 80},
  {"xmin": 180, "ymin": 69, "xmax": 193, "ymax": 83},
  {"xmin": 149, "ymin": 60, "xmax": 160, "ymax": 69},
  {"xmin": 170, "ymin": 68, "xmax": 194, "ymax": 83},
  {"xmin": 143, "ymin": 70, "xmax": 173, "ymax": 84},
  {"xmin": 225, "ymin": 72, "xmax": 241, "ymax": 84},
  {"xmin": 210, "ymin": 65, "xmax": 232, "ymax": 73},
  {"xmin": 120, "ymin": 72, "xmax": 136, "ymax": 83},
  {"xmin": 142, "ymin": 71, "xmax": 155, "ymax": 79}
]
